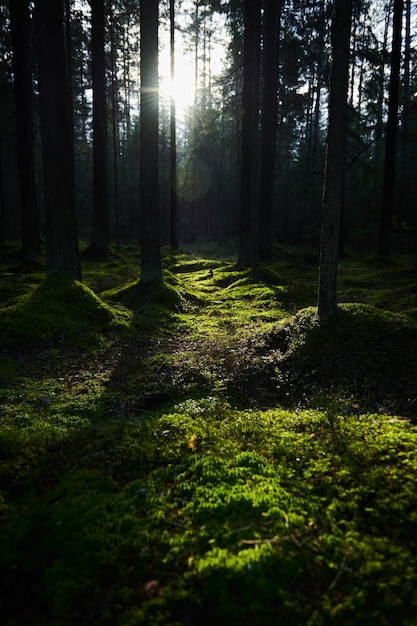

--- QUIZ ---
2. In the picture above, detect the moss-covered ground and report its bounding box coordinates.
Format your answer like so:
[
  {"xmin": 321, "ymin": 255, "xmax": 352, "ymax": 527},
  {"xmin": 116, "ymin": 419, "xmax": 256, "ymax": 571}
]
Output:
[{"xmin": 1, "ymin": 242, "xmax": 417, "ymax": 625}]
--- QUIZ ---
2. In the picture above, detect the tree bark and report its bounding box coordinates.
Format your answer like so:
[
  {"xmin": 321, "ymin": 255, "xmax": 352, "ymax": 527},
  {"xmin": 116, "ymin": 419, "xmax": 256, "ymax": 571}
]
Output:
[
  {"xmin": 9, "ymin": 0, "xmax": 39, "ymax": 263},
  {"xmin": 318, "ymin": 0, "xmax": 353, "ymax": 319},
  {"xmin": 258, "ymin": 0, "xmax": 281, "ymax": 261},
  {"xmin": 89, "ymin": 0, "xmax": 109, "ymax": 256},
  {"xmin": 378, "ymin": 0, "xmax": 404, "ymax": 258},
  {"xmin": 238, "ymin": 0, "xmax": 261, "ymax": 268},
  {"xmin": 139, "ymin": 0, "xmax": 162, "ymax": 283},
  {"xmin": 34, "ymin": 0, "xmax": 81, "ymax": 279},
  {"xmin": 169, "ymin": 0, "xmax": 179, "ymax": 249},
  {"xmin": 109, "ymin": 3, "xmax": 120, "ymax": 251}
]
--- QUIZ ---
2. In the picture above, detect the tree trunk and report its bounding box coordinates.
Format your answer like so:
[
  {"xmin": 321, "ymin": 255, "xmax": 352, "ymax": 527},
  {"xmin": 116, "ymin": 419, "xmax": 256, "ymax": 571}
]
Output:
[
  {"xmin": 250, "ymin": 0, "xmax": 261, "ymax": 281},
  {"xmin": 318, "ymin": 0, "xmax": 353, "ymax": 319},
  {"xmin": 238, "ymin": 0, "xmax": 261, "ymax": 268},
  {"xmin": 0, "ymin": 154, "xmax": 5, "ymax": 244},
  {"xmin": 378, "ymin": 0, "xmax": 404, "ymax": 258},
  {"xmin": 170, "ymin": 0, "xmax": 179, "ymax": 249},
  {"xmin": 139, "ymin": 0, "xmax": 162, "ymax": 283},
  {"xmin": 34, "ymin": 0, "xmax": 81, "ymax": 279},
  {"xmin": 89, "ymin": 0, "xmax": 109, "ymax": 256},
  {"xmin": 110, "ymin": 3, "xmax": 120, "ymax": 251},
  {"xmin": 9, "ymin": 0, "xmax": 39, "ymax": 263},
  {"xmin": 258, "ymin": 0, "xmax": 281, "ymax": 261}
]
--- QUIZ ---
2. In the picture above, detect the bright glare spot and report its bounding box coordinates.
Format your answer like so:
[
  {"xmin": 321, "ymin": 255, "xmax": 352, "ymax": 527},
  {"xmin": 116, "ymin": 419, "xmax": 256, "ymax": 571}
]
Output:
[{"xmin": 168, "ymin": 61, "xmax": 195, "ymax": 112}]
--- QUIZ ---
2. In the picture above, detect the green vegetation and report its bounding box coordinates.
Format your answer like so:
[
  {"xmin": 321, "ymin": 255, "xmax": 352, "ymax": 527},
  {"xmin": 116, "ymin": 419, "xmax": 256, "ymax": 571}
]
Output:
[{"xmin": 1, "ymin": 244, "xmax": 417, "ymax": 625}]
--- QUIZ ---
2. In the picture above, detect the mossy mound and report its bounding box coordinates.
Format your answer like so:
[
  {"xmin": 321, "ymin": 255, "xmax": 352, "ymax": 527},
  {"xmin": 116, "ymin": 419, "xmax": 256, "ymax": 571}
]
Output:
[
  {"xmin": 0, "ymin": 274, "xmax": 131, "ymax": 350},
  {"xmin": 275, "ymin": 304, "xmax": 417, "ymax": 412},
  {"xmin": 104, "ymin": 275, "xmax": 184, "ymax": 310}
]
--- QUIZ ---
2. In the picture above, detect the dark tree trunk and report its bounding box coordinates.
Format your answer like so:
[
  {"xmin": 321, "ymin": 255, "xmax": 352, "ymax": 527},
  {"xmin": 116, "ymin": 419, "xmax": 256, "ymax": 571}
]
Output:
[
  {"xmin": 238, "ymin": 0, "xmax": 261, "ymax": 268},
  {"xmin": 318, "ymin": 0, "xmax": 353, "ymax": 319},
  {"xmin": 378, "ymin": 0, "xmax": 404, "ymax": 258},
  {"xmin": 258, "ymin": 0, "xmax": 281, "ymax": 261},
  {"xmin": 139, "ymin": 0, "xmax": 162, "ymax": 283},
  {"xmin": 110, "ymin": 3, "xmax": 120, "ymax": 251},
  {"xmin": 9, "ymin": 0, "xmax": 39, "ymax": 263},
  {"xmin": 0, "ymin": 154, "xmax": 5, "ymax": 244},
  {"xmin": 34, "ymin": 0, "xmax": 81, "ymax": 279},
  {"xmin": 89, "ymin": 0, "xmax": 109, "ymax": 256},
  {"xmin": 250, "ymin": 0, "xmax": 261, "ymax": 281},
  {"xmin": 169, "ymin": 0, "xmax": 178, "ymax": 250}
]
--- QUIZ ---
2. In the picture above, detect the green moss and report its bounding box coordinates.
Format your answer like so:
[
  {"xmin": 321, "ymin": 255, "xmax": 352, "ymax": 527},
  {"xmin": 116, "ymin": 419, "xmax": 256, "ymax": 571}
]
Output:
[
  {"xmin": 2, "ymin": 392, "xmax": 417, "ymax": 625},
  {"xmin": 2, "ymin": 244, "xmax": 417, "ymax": 625},
  {"xmin": 0, "ymin": 274, "xmax": 131, "ymax": 349},
  {"xmin": 273, "ymin": 303, "xmax": 417, "ymax": 412}
]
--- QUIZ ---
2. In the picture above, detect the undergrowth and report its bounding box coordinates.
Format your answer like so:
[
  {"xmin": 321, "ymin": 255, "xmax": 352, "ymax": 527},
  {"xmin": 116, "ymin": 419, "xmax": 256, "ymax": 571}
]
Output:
[{"xmin": 1, "ymin": 243, "xmax": 417, "ymax": 625}]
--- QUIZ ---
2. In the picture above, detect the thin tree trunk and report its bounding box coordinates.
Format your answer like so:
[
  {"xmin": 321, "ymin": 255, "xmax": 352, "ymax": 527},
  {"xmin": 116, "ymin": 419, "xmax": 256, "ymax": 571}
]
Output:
[
  {"xmin": 378, "ymin": 0, "xmax": 403, "ymax": 258},
  {"xmin": 318, "ymin": 0, "xmax": 353, "ymax": 319}
]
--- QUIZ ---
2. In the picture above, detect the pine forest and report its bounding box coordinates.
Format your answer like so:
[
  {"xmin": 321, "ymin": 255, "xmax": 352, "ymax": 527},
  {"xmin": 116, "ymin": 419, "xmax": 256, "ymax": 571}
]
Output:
[{"xmin": 2, "ymin": 2, "xmax": 417, "ymax": 625}]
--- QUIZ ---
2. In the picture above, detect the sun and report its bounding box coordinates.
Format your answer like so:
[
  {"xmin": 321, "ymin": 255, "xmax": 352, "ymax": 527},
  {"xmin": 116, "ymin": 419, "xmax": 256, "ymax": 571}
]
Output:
[
  {"xmin": 169, "ymin": 63, "xmax": 195, "ymax": 111},
  {"xmin": 160, "ymin": 53, "xmax": 196, "ymax": 116}
]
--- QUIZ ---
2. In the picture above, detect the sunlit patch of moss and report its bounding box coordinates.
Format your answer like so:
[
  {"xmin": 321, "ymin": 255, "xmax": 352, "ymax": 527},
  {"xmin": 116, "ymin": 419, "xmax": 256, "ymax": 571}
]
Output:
[
  {"xmin": 2, "ymin": 393, "xmax": 417, "ymax": 625},
  {"xmin": 338, "ymin": 254, "xmax": 417, "ymax": 312},
  {"xmin": 170, "ymin": 258, "xmax": 224, "ymax": 274},
  {"xmin": 0, "ymin": 274, "xmax": 131, "ymax": 350}
]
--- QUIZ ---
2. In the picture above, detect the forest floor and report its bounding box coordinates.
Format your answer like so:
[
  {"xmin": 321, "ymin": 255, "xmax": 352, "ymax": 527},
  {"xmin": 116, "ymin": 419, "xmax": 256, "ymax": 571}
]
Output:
[{"xmin": 1, "ymin": 242, "xmax": 417, "ymax": 625}]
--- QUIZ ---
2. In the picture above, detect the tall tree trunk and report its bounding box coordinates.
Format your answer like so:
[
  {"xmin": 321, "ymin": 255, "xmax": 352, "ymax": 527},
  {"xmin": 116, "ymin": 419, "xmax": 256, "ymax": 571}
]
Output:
[
  {"xmin": 89, "ymin": 0, "xmax": 109, "ymax": 256},
  {"xmin": 139, "ymin": 0, "xmax": 162, "ymax": 283},
  {"xmin": 0, "ymin": 154, "xmax": 5, "ymax": 244},
  {"xmin": 258, "ymin": 0, "xmax": 281, "ymax": 261},
  {"xmin": 378, "ymin": 0, "xmax": 403, "ymax": 258},
  {"xmin": 403, "ymin": 0, "xmax": 411, "ymax": 118},
  {"xmin": 373, "ymin": 6, "xmax": 390, "ymax": 200},
  {"xmin": 238, "ymin": 0, "xmax": 261, "ymax": 268},
  {"xmin": 34, "ymin": 0, "xmax": 81, "ymax": 279},
  {"xmin": 170, "ymin": 0, "xmax": 178, "ymax": 249},
  {"xmin": 110, "ymin": 2, "xmax": 120, "ymax": 252},
  {"xmin": 318, "ymin": 0, "xmax": 353, "ymax": 319},
  {"xmin": 9, "ymin": 0, "xmax": 39, "ymax": 263},
  {"xmin": 250, "ymin": 0, "xmax": 261, "ymax": 281}
]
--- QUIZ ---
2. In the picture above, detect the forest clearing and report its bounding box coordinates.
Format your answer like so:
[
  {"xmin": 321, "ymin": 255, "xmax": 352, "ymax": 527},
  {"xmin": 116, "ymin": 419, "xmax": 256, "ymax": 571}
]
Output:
[{"xmin": 1, "ymin": 242, "xmax": 417, "ymax": 626}]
